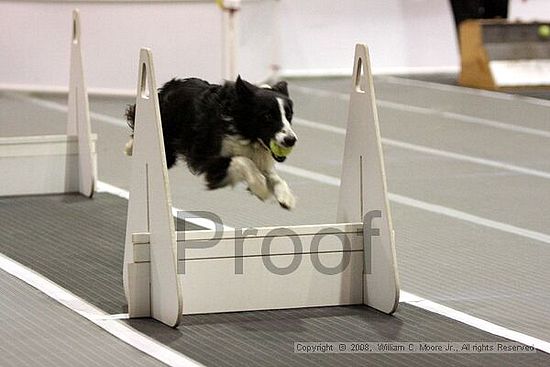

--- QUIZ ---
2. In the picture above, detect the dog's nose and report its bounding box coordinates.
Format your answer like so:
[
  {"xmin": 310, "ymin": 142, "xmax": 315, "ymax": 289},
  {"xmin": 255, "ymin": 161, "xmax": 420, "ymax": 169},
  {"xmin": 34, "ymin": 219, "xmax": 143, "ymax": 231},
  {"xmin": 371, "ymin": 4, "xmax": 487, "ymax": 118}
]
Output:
[{"xmin": 283, "ymin": 135, "xmax": 297, "ymax": 147}]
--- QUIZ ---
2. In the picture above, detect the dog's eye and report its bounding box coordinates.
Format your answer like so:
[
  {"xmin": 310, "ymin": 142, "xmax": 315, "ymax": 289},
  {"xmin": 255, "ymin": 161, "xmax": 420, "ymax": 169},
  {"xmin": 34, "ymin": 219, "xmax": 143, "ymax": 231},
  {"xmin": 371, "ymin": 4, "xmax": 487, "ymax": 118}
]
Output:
[{"xmin": 284, "ymin": 107, "xmax": 292, "ymax": 121}]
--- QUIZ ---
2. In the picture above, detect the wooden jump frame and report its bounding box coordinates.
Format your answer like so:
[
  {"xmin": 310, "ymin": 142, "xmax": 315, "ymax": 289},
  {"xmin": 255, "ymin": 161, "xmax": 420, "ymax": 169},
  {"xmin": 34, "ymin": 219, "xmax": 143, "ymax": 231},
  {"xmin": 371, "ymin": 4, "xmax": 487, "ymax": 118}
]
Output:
[
  {"xmin": 0, "ymin": 10, "xmax": 96, "ymax": 198},
  {"xmin": 123, "ymin": 44, "xmax": 400, "ymax": 327},
  {"xmin": 459, "ymin": 20, "xmax": 550, "ymax": 90}
]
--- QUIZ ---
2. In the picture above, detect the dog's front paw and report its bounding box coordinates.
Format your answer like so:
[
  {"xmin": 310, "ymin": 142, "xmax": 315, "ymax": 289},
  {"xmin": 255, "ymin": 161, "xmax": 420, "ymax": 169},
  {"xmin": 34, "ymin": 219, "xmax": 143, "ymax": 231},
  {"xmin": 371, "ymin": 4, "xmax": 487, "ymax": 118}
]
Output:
[
  {"xmin": 248, "ymin": 173, "xmax": 271, "ymax": 201},
  {"xmin": 274, "ymin": 183, "xmax": 296, "ymax": 210}
]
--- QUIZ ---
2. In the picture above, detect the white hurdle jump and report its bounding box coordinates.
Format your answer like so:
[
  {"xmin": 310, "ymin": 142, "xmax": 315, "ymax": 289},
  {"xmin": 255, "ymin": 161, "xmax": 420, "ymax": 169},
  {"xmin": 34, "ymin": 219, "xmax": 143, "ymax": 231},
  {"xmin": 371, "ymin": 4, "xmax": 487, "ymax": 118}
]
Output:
[
  {"xmin": 0, "ymin": 10, "xmax": 96, "ymax": 198},
  {"xmin": 123, "ymin": 44, "xmax": 400, "ymax": 327}
]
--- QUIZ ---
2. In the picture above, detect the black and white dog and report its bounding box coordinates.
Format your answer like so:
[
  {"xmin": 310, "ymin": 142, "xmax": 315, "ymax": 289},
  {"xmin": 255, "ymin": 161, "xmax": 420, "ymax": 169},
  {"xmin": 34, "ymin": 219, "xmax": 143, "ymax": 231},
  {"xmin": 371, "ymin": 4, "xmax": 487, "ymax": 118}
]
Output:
[{"xmin": 125, "ymin": 76, "xmax": 297, "ymax": 209}]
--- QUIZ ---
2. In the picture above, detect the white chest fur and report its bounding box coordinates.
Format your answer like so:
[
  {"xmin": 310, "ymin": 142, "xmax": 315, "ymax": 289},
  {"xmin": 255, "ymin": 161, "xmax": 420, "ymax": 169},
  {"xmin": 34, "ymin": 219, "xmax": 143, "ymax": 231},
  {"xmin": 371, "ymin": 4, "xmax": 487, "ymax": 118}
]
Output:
[{"xmin": 221, "ymin": 135, "xmax": 274, "ymax": 173}]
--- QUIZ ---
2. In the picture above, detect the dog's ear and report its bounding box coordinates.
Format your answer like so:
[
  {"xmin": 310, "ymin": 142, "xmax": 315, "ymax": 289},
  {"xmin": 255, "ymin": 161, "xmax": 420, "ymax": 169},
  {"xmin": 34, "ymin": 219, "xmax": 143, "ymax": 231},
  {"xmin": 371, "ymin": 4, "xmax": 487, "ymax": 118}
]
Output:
[
  {"xmin": 271, "ymin": 81, "xmax": 289, "ymax": 96},
  {"xmin": 236, "ymin": 75, "xmax": 254, "ymax": 99}
]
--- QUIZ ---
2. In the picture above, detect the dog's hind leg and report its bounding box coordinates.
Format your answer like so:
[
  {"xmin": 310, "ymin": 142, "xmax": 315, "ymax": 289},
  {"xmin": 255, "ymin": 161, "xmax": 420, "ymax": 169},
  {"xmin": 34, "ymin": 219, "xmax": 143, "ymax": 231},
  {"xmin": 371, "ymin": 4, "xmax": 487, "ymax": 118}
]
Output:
[
  {"xmin": 204, "ymin": 157, "xmax": 233, "ymax": 189},
  {"xmin": 206, "ymin": 157, "xmax": 271, "ymax": 201}
]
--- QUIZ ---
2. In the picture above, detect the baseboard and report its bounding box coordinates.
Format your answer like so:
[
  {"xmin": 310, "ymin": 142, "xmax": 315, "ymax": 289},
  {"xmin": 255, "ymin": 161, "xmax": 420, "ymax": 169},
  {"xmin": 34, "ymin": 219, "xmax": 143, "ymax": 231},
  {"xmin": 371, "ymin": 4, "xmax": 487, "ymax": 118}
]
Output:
[
  {"xmin": 281, "ymin": 65, "xmax": 460, "ymax": 78},
  {"xmin": 0, "ymin": 83, "xmax": 135, "ymax": 98},
  {"xmin": 0, "ymin": 65, "xmax": 461, "ymax": 96}
]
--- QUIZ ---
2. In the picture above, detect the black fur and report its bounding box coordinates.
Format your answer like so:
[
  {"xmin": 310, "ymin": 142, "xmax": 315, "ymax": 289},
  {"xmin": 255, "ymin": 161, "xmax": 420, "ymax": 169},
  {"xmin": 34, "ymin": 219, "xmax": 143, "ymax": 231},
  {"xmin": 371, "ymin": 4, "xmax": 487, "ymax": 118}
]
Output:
[{"xmin": 125, "ymin": 76, "xmax": 294, "ymax": 190}]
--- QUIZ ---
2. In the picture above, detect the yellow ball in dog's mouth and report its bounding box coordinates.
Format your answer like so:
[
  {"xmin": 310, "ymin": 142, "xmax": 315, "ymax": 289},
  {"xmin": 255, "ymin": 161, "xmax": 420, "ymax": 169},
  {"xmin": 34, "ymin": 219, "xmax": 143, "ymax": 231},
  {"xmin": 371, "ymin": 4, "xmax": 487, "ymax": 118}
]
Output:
[{"xmin": 270, "ymin": 140, "xmax": 293, "ymax": 160}]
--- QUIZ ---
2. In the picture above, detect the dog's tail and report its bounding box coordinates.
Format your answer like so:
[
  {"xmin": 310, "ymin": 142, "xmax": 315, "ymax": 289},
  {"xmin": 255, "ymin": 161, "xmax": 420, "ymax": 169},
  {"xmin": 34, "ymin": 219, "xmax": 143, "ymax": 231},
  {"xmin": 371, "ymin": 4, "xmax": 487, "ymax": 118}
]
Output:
[{"xmin": 124, "ymin": 104, "xmax": 136, "ymax": 156}]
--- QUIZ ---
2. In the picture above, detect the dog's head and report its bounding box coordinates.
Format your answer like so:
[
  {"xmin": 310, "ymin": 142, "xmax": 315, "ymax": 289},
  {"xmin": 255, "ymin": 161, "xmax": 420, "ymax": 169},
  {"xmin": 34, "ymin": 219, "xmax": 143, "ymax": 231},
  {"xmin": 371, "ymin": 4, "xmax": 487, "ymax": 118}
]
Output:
[{"xmin": 231, "ymin": 76, "xmax": 297, "ymax": 162}]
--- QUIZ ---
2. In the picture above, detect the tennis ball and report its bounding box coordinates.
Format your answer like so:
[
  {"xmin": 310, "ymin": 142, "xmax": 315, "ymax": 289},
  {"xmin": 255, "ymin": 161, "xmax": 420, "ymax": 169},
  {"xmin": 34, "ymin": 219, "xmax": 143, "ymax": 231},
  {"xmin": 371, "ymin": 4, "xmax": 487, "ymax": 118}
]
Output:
[
  {"xmin": 538, "ymin": 24, "xmax": 550, "ymax": 38},
  {"xmin": 270, "ymin": 140, "xmax": 293, "ymax": 158}
]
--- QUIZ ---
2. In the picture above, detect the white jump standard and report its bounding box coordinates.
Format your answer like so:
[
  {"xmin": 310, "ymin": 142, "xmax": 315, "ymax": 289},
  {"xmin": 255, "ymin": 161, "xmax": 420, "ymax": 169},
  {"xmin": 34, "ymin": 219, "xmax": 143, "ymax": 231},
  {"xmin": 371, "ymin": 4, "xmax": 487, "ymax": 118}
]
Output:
[
  {"xmin": 0, "ymin": 10, "xmax": 96, "ymax": 198},
  {"xmin": 123, "ymin": 44, "xmax": 400, "ymax": 327}
]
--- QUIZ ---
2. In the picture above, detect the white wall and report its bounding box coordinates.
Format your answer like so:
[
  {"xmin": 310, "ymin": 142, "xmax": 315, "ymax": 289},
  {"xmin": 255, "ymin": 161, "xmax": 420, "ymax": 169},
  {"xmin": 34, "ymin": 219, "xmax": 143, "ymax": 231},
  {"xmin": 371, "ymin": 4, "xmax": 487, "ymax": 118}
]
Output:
[
  {"xmin": 510, "ymin": 0, "xmax": 550, "ymax": 21},
  {"xmin": 0, "ymin": 0, "xmax": 460, "ymax": 93},
  {"xmin": 0, "ymin": 1, "xmax": 224, "ymax": 94},
  {"xmin": 279, "ymin": 0, "xmax": 459, "ymax": 75}
]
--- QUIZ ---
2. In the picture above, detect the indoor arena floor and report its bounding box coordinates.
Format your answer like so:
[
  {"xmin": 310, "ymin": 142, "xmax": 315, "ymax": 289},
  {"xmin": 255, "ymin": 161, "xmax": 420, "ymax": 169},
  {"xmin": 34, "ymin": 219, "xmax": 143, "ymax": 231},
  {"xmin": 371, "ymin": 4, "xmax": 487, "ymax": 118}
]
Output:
[{"xmin": 1, "ymin": 75, "xmax": 550, "ymax": 366}]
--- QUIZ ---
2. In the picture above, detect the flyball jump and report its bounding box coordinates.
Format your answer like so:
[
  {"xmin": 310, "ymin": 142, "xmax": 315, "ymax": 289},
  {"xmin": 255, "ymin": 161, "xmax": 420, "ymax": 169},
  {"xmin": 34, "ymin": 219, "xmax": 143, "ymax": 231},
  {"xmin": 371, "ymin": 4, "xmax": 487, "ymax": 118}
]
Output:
[
  {"xmin": 0, "ymin": 10, "xmax": 96, "ymax": 198},
  {"xmin": 123, "ymin": 44, "xmax": 400, "ymax": 327}
]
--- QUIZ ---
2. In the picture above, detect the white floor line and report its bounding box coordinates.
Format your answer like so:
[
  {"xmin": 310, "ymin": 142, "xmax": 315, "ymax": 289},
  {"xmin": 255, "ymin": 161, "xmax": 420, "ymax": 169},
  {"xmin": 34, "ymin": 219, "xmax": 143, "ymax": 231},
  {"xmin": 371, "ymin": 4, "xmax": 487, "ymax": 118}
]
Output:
[
  {"xmin": 291, "ymin": 85, "xmax": 550, "ymax": 139},
  {"xmin": 276, "ymin": 164, "xmax": 550, "ymax": 245},
  {"xmin": 17, "ymin": 90, "xmax": 550, "ymax": 177},
  {"xmin": 0, "ymin": 253, "xmax": 203, "ymax": 367},
  {"xmin": 96, "ymin": 180, "xmax": 232, "ymax": 231},
  {"xmin": 291, "ymin": 85, "xmax": 349, "ymax": 101},
  {"xmin": 7, "ymin": 92, "xmax": 128, "ymax": 128},
  {"xmin": 96, "ymin": 181, "xmax": 130, "ymax": 199},
  {"xmin": 294, "ymin": 117, "xmax": 550, "ymax": 181},
  {"xmin": 379, "ymin": 100, "xmax": 550, "ymax": 139},
  {"xmin": 383, "ymin": 138, "xmax": 550, "ymax": 180},
  {"xmin": 277, "ymin": 164, "xmax": 341, "ymax": 186},
  {"xmin": 294, "ymin": 117, "xmax": 347, "ymax": 135},
  {"xmin": 399, "ymin": 291, "xmax": 550, "ymax": 354},
  {"xmin": 9, "ymin": 91, "xmax": 550, "ymax": 351},
  {"xmin": 87, "ymin": 313, "xmax": 130, "ymax": 321},
  {"xmin": 378, "ymin": 75, "xmax": 550, "ymax": 108},
  {"xmin": 388, "ymin": 193, "xmax": 550, "ymax": 244}
]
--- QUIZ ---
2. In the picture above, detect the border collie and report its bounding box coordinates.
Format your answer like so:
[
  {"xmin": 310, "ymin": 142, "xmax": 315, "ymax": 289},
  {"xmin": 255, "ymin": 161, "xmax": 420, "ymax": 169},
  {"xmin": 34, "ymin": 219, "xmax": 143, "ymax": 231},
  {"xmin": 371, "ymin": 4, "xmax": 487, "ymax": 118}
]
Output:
[{"xmin": 125, "ymin": 76, "xmax": 297, "ymax": 209}]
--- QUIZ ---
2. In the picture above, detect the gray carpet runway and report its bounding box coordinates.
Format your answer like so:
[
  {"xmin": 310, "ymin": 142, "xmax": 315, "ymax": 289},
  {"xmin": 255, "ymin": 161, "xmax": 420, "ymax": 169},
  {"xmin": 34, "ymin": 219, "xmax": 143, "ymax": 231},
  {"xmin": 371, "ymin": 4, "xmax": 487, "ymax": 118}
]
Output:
[
  {"xmin": 0, "ymin": 193, "xmax": 549, "ymax": 366},
  {"xmin": 2, "ymin": 74, "xmax": 550, "ymax": 365},
  {"xmin": 0, "ymin": 269, "xmax": 165, "ymax": 367}
]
